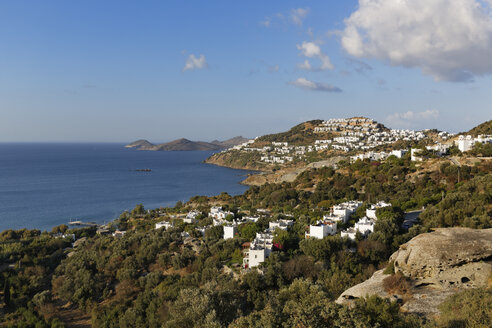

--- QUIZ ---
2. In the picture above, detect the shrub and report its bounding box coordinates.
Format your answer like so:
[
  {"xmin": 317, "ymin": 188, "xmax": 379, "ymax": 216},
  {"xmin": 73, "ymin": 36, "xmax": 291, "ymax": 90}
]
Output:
[
  {"xmin": 382, "ymin": 272, "xmax": 411, "ymax": 295},
  {"xmin": 383, "ymin": 260, "xmax": 395, "ymax": 275}
]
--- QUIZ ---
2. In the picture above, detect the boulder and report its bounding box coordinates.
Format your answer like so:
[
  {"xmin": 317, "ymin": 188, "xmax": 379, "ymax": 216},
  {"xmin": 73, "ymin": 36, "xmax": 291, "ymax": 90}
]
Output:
[
  {"xmin": 391, "ymin": 227, "xmax": 492, "ymax": 288},
  {"xmin": 336, "ymin": 228, "xmax": 492, "ymax": 317}
]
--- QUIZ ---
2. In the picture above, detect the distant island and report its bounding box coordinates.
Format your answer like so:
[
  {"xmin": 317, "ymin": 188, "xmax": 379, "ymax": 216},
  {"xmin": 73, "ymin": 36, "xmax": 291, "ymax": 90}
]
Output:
[{"xmin": 125, "ymin": 136, "xmax": 249, "ymax": 151}]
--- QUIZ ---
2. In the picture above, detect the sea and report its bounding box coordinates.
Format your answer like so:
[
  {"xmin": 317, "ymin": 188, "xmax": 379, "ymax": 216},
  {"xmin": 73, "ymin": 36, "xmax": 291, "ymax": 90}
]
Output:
[{"xmin": 0, "ymin": 143, "xmax": 252, "ymax": 232}]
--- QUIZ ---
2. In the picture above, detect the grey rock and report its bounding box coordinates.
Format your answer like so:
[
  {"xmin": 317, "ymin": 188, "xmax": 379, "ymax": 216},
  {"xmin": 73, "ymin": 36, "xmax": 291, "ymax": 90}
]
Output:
[{"xmin": 336, "ymin": 228, "xmax": 492, "ymax": 317}]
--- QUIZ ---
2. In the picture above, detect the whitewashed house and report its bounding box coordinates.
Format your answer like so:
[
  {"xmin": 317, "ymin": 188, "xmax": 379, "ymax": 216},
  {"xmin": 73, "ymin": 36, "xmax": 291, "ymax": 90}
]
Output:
[
  {"xmin": 354, "ymin": 217, "xmax": 375, "ymax": 236},
  {"xmin": 155, "ymin": 221, "xmax": 173, "ymax": 230},
  {"xmin": 411, "ymin": 148, "xmax": 423, "ymax": 161},
  {"xmin": 390, "ymin": 149, "xmax": 408, "ymax": 158},
  {"xmin": 223, "ymin": 225, "xmax": 237, "ymax": 240},
  {"xmin": 306, "ymin": 220, "xmax": 337, "ymax": 239},
  {"xmin": 366, "ymin": 201, "xmax": 391, "ymax": 220},
  {"xmin": 341, "ymin": 228, "xmax": 357, "ymax": 240},
  {"xmin": 184, "ymin": 210, "xmax": 201, "ymax": 224},
  {"xmin": 269, "ymin": 219, "xmax": 294, "ymax": 231}
]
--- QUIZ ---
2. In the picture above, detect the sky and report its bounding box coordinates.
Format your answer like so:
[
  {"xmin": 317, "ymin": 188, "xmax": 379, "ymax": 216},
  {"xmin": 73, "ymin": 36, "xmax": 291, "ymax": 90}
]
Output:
[{"xmin": 1, "ymin": 0, "xmax": 492, "ymax": 142}]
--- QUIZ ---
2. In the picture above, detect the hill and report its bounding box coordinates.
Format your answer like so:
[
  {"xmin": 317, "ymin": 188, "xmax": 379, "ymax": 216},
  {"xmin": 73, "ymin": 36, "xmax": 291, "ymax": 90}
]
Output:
[
  {"xmin": 211, "ymin": 136, "xmax": 249, "ymax": 148},
  {"xmin": 153, "ymin": 138, "xmax": 223, "ymax": 151},
  {"xmin": 257, "ymin": 120, "xmax": 324, "ymax": 145},
  {"xmin": 466, "ymin": 119, "xmax": 492, "ymax": 136},
  {"xmin": 124, "ymin": 139, "xmax": 155, "ymax": 149},
  {"xmin": 125, "ymin": 136, "xmax": 249, "ymax": 151},
  {"xmin": 205, "ymin": 117, "xmax": 396, "ymax": 170}
]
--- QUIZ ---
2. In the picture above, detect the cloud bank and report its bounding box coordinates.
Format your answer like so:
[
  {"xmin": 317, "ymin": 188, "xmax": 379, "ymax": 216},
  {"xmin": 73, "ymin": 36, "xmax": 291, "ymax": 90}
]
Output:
[
  {"xmin": 289, "ymin": 77, "xmax": 342, "ymax": 92},
  {"xmin": 183, "ymin": 54, "xmax": 208, "ymax": 72},
  {"xmin": 341, "ymin": 0, "xmax": 492, "ymax": 81}
]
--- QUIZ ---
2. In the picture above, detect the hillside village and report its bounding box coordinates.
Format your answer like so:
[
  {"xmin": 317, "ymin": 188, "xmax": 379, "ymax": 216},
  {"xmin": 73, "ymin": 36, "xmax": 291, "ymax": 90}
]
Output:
[
  {"xmin": 214, "ymin": 117, "xmax": 490, "ymax": 166},
  {"xmin": 152, "ymin": 200, "xmax": 397, "ymax": 269}
]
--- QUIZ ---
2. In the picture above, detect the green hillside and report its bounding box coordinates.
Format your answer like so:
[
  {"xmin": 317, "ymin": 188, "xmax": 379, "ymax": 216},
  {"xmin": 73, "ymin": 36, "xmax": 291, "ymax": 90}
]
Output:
[
  {"xmin": 257, "ymin": 120, "xmax": 325, "ymax": 145},
  {"xmin": 466, "ymin": 119, "xmax": 492, "ymax": 136}
]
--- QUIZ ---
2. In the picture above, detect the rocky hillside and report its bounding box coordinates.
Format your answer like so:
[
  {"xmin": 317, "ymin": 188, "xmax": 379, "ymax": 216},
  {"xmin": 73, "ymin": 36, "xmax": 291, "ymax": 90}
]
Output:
[
  {"xmin": 337, "ymin": 227, "xmax": 492, "ymax": 317},
  {"xmin": 125, "ymin": 136, "xmax": 249, "ymax": 151}
]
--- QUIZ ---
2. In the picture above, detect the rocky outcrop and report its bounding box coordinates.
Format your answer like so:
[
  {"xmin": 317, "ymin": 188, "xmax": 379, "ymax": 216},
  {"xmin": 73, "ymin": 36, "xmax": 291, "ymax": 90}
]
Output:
[
  {"xmin": 337, "ymin": 228, "xmax": 492, "ymax": 317},
  {"xmin": 390, "ymin": 228, "xmax": 492, "ymax": 289}
]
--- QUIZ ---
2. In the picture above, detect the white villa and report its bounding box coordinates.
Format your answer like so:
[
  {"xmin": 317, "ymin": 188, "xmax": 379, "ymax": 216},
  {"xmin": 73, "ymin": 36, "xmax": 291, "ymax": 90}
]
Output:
[
  {"xmin": 341, "ymin": 216, "xmax": 375, "ymax": 240},
  {"xmin": 209, "ymin": 206, "xmax": 234, "ymax": 223},
  {"xmin": 155, "ymin": 221, "xmax": 173, "ymax": 230},
  {"xmin": 366, "ymin": 201, "xmax": 391, "ymax": 220},
  {"xmin": 269, "ymin": 219, "xmax": 294, "ymax": 231},
  {"xmin": 223, "ymin": 225, "xmax": 237, "ymax": 240},
  {"xmin": 184, "ymin": 210, "xmax": 201, "ymax": 224},
  {"xmin": 306, "ymin": 220, "xmax": 337, "ymax": 239},
  {"xmin": 457, "ymin": 135, "xmax": 492, "ymax": 152},
  {"xmin": 243, "ymin": 220, "xmax": 294, "ymax": 269},
  {"xmin": 326, "ymin": 201, "xmax": 363, "ymax": 224}
]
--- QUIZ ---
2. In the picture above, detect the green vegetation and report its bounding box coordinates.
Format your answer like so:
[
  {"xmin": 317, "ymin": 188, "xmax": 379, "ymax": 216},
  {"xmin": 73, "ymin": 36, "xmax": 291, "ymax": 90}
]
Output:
[
  {"xmin": 466, "ymin": 119, "xmax": 492, "ymax": 136},
  {"xmin": 437, "ymin": 288, "xmax": 492, "ymax": 328},
  {"xmin": 257, "ymin": 120, "xmax": 324, "ymax": 145}
]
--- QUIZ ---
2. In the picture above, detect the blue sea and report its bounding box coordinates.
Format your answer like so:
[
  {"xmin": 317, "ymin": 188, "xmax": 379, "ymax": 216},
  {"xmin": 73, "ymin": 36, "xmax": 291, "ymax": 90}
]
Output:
[{"xmin": 0, "ymin": 143, "xmax": 251, "ymax": 232}]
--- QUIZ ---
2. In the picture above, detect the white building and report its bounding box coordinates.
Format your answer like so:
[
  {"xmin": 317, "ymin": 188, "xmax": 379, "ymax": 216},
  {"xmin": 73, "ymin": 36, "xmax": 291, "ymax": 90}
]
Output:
[
  {"xmin": 223, "ymin": 225, "xmax": 237, "ymax": 240},
  {"xmin": 354, "ymin": 217, "xmax": 375, "ymax": 236},
  {"xmin": 184, "ymin": 210, "xmax": 201, "ymax": 224},
  {"xmin": 411, "ymin": 148, "xmax": 423, "ymax": 161},
  {"xmin": 155, "ymin": 221, "xmax": 173, "ymax": 230},
  {"xmin": 457, "ymin": 135, "xmax": 474, "ymax": 152},
  {"xmin": 244, "ymin": 219, "xmax": 295, "ymax": 268},
  {"xmin": 366, "ymin": 201, "xmax": 391, "ymax": 220},
  {"xmin": 390, "ymin": 149, "xmax": 408, "ymax": 158},
  {"xmin": 340, "ymin": 216, "xmax": 375, "ymax": 240},
  {"xmin": 306, "ymin": 220, "xmax": 337, "ymax": 239},
  {"xmin": 341, "ymin": 228, "xmax": 357, "ymax": 240},
  {"xmin": 243, "ymin": 216, "xmax": 260, "ymax": 223},
  {"xmin": 246, "ymin": 247, "xmax": 269, "ymax": 268},
  {"xmin": 269, "ymin": 219, "xmax": 294, "ymax": 231},
  {"xmin": 329, "ymin": 201, "xmax": 363, "ymax": 224},
  {"xmin": 426, "ymin": 143, "xmax": 449, "ymax": 156},
  {"xmin": 209, "ymin": 206, "xmax": 234, "ymax": 222},
  {"xmin": 457, "ymin": 135, "xmax": 492, "ymax": 152}
]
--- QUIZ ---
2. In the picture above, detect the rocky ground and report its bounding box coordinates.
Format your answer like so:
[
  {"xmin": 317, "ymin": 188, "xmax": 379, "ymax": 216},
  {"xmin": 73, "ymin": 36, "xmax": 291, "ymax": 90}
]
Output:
[{"xmin": 337, "ymin": 227, "xmax": 492, "ymax": 318}]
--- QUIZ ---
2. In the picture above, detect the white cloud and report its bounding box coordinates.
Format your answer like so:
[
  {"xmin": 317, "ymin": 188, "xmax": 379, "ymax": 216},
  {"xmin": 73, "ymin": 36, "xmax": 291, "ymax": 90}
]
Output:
[
  {"xmin": 341, "ymin": 0, "xmax": 492, "ymax": 81},
  {"xmin": 297, "ymin": 41, "xmax": 334, "ymax": 70},
  {"xmin": 386, "ymin": 109, "xmax": 440, "ymax": 128},
  {"xmin": 262, "ymin": 8, "xmax": 309, "ymax": 27},
  {"xmin": 289, "ymin": 77, "xmax": 342, "ymax": 92},
  {"xmin": 297, "ymin": 60, "xmax": 312, "ymax": 70},
  {"xmin": 290, "ymin": 8, "xmax": 309, "ymax": 26},
  {"xmin": 260, "ymin": 18, "xmax": 271, "ymax": 27},
  {"xmin": 182, "ymin": 54, "xmax": 208, "ymax": 72}
]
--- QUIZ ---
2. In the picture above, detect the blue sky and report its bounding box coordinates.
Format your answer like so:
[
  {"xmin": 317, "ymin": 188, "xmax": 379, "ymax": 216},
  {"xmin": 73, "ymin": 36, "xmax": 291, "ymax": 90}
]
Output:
[{"xmin": 1, "ymin": 0, "xmax": 491, "ymax": 142}]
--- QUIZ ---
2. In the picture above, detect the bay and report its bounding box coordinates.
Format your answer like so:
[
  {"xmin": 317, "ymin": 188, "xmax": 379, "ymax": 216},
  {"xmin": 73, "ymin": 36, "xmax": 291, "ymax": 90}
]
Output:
[{"xmin": 0, "ymin": 143, "xmax": 251, "ymax": 231}]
